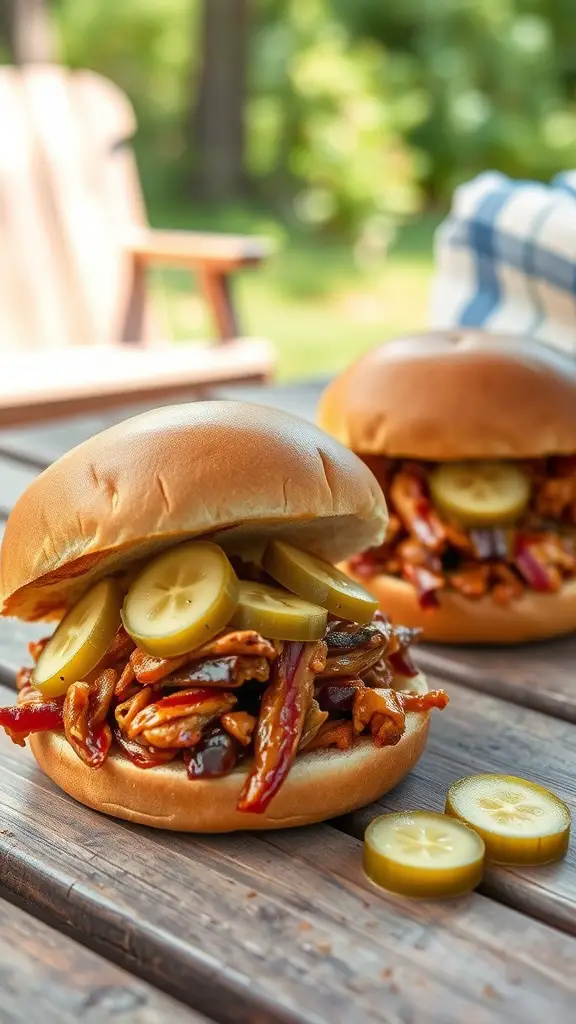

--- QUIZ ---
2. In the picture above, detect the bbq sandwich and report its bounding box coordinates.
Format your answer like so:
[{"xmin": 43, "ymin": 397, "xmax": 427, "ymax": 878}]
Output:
[
  {"xmin": 319, "ymin": 331, "xmax": 576, "ymax": 644},
  {"xmin": 0, "ymin": 402, "xmax": 446, "ymax": 831}
]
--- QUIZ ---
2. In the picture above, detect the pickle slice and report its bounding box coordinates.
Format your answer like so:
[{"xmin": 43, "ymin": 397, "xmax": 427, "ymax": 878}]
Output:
[
  {"xmin": 230, "ymin": 581, "xmax": 327, "ymax": 641},
  {"xmin": 446, "ymin": 774, "xmax": 571, "ymax": 866},
  {"xmin": 122, "ymin": 541, "xmax": 239, "ymax": 657},
  {"xmin": 33, "ymin": 579, "xmax": 122, "ymax": 697},
  {"xmin": 263, "ymin": 540, "xmax": 378, "ymax": 624},
  {"xmin": 429, "ymin": 461, "xmax": 530, "ymax": 525},
  {"xmin": 364, "ymin": 811, "xmax": 485, "ymax": 899}
]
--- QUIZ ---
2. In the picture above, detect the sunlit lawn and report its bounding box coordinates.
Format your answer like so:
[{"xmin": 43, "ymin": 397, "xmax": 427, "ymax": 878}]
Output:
[{"xmin": 148, "ymin": 206, "xmax": 439, "ymax": 381}]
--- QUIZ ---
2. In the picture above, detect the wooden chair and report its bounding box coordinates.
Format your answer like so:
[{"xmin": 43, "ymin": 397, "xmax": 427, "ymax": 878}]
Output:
[{"xmin": 0, "ymin": 65, "xmax": 275, "ymax": 426}]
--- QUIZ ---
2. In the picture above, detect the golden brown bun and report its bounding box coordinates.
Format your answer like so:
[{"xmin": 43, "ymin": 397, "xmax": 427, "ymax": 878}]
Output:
[
  {"xmin": 1, "ymin": 401, "xmax": 387, "ymax": 621},
  {"xmin": 29, "ymin": 678, "xmax": 430, "ymax": 832},
  {"xmin": 318, "ymin": 330, "xmax": 576, "ymax": 460},
  {"xmin": 344, "ymin": 566, "xmax": 576, "ymax": 644}
]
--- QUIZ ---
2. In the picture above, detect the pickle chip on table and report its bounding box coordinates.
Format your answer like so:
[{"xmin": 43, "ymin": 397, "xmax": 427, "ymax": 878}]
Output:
[
  {"xmin": 0, "ymin": 402, "xmax": 448, "ymax": 832},
  {"xmin": 446, "ymin": 774, "xmax": 571, "ymax": 866},
  {"xmin": 318, "ymin": 331, "xmax": 576, "ymax": 644},
  {"xmin": 364, "ymin": 811, "xmax": 485, "ymax": 899}
]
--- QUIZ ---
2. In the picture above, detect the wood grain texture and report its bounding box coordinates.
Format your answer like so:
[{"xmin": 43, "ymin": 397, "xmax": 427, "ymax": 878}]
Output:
[
  {"xmin": 212, "ymin": 379, "xmax": 326, "ymax": 422},
  {"xmin": 341, "ymin": 675, "xmax": 576, "ymax": 936},
  {"xmin": 0, "ymin": 381, "xmax": 327, "ymax": 467},
  {"xmin": 0, "ymin": 616, "xmax": 46, "ymax": 682},
  {"xmin": 0, "ymin": 456, "xmax": 37, "ymax": 515},
  {"xmin": 1, "ymin": 681, "xmax": 576, "ymax": 1023},
  {"xmin": 415, "ymin": 640, "xmax": 576, "ymax": 722},
  {"xmin": 0, "ymin": 341, "xmax": 276, "ymax": 429},
  {"xmin": 0, "ymin": 407, "xmax": 180, "ymax": 467},
  {"xmin": 0, "ymin": 896, "xmax": 204, "ymax": 1023}
]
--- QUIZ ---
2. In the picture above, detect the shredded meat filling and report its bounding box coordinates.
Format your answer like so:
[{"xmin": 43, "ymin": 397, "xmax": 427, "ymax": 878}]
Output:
[
  {"xmin": 130, "ymin": 630, "xmax": 277, "ymax": 685},
  {"xmin": 304, "ymin": 719, "xmax": 356, "ymax": 752},
  {"xmin": 298, "ymin": 699, "xmax": 329, "ymax": 750},
  {"xmin": 164, "ymin": 655, "xmax": 270, "ymax": 689},
  {"xmin": 63, "ymin": 669, "xmax": 117, "ymax": 768},
  {"xmin": 353, "ymin": 687, "xmax": 405, "ymax": 746},
  {"xmin": 1, "ymin": 613, "xmax": 447, "ymax": 812},
  {"xmin": 352, "ymin": 456, "xmax": 576, "ymax": 607},
  {"xmin": 221, "ymin": 711, "xmax": 257, "ymax": 746},
  {"xmin": 126, "ymin": 689, "xmax": 236, "ymax": 748}
]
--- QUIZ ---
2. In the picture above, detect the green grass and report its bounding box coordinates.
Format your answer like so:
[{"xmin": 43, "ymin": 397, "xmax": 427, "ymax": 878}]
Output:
[{"xmin": 147, "ymin": 203, "xmax": 441, "ymax": 380}]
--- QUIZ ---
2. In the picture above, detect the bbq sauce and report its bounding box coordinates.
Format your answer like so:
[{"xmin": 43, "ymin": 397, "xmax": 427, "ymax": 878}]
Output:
[
  {"xmin": 185, "ymin": 726, "xmax": 239, "ymax": 779},
  {"xmin": 317, "ymin": 684, "xmax": 358, "ymax": 715}
]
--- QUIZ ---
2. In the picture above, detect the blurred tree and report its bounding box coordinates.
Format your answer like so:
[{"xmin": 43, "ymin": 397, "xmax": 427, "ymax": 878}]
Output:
[
  {"xmin": 332, "ymin": 0, "xmax": 576, "ymax": 200},
  {"xmin": 192, "ymin": 0, "xmax": 248, "ymax": 200},
  {"xmin": 0, "ymin": 0, "xmax": 13, "ymax": 59},
  {"xmin": 246, "ymin": 0, "xmax": 424, "ymax": 239},
  {"xmin": 47, "ymin": 0, "xmax": 576, "ymax": 237},
  {"xmin": 0, "ymin": 0, "xmax": 55, "ymax": 62}
]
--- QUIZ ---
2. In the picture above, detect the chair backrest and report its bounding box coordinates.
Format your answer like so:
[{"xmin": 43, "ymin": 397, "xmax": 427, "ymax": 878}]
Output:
[{"xmin": 0, "ymin": 65, "xmax": 154, "ymax": 351}]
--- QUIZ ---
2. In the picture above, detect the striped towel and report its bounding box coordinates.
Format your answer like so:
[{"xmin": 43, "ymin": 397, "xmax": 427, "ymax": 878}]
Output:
[{"xmin": 430, "ymin": 171, "xmax": 576, "ymax": 354}]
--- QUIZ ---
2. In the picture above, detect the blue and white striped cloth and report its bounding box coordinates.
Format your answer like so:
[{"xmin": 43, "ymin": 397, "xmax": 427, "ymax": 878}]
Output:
[{"xmin": 430, "ymin": 171, "xmax": 576, "ymax": 354}]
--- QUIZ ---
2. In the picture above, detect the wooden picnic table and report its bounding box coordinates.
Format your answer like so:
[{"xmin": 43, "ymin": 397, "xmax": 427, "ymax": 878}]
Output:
[{"xmin": 1, "ymin": 379, "xmax": 576, "ymax": 1024}]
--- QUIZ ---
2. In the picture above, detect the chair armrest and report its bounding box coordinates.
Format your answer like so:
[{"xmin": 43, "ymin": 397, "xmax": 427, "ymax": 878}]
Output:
[
  {"xmin": 126, "ymin": 228, "xmax": 272, "ymax": 340},
  {"xmin": 126, "ymin": 228, "xmax": 272, "ymax": 271}
]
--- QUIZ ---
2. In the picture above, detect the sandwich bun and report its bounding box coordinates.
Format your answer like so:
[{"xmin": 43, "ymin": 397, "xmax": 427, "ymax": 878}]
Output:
[
  {"xmin": 4, "ymin": 400, "xmax": 431, "ymax": 831},
  {"xmin": 344, "ymin": 567, "xmax": 576, "ymax": 645},
  {"xmin": 318, "ymin": 330, "xmax": 576, "ymax": 460},
  {"xmin": 29, "ymin": 676, "xmax": 430, "ymax": 831},
  {"xmin": 1, "ymin": 401, "xmax": 387, "ymax": 621},
  {"xmin": 319, "ymin": 331, "xmax": 576, "ymax": 643}
]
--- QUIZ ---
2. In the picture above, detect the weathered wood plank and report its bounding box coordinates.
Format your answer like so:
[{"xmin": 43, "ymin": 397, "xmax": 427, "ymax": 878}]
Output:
[
  {"xmin": 0, "ymin": 681, "xmax": 576, "ymax": 1023},
  {"xmin": 0, "ymin": 342, "xmax": 275, "ymax": 429},
  {"xmin": 0, "ymin": 400, "xmax": 209, "ymax": 470},
  {"xmin": 212, "ymin": 379, "xmax": 326, "ymax": 422},
  {"xmin": 0, "ymin": 895, "xmax": 204, "ymax": 1023},
  {"xmin": 0, "ymin": 456, "xmax": 38, "ymax": 515},
  {"xmin": 341, "ymin": 675, "xmax": 576, "ymax": 936},
  {"xmin": 414, "ymin": 641, "xmax": 576, "ymax": 723},
  {"xmin": 0, "ymin": 616, "xmax": 46, "ymax": 683},
  {"xmin": 0, "ymin": 381, "xmax": 326, "ymax": 468},
  {"xmin": 0, "ymin": 414, "xmax": 110, "ymax": 467}
]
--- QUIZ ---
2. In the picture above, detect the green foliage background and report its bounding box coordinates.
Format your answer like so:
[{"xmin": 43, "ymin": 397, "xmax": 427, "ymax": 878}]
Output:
[
  {"xmin": 53, "ymin": 0, "xmax": 576, "ymax": 239},
  {"xmin": 43, "ymin": 0, "xmax": 576, "ymax": 378}
]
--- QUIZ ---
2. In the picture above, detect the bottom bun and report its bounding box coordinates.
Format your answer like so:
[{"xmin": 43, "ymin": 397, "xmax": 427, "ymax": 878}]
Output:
[
  {"xmin": 346, "ymin": 567, "xmax": 576, "ymax": 645},
  {"xmin": 30, "ymin": 676, "xmax": 430, "ymax": 832}
]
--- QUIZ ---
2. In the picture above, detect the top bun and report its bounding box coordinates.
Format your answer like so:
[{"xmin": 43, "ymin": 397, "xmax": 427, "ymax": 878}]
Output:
[
  {"xmin": 1, "ymin": 401, "xmax": 387, "ymax": 621},
  {"xmin": 318, "ymin": 330, "xmax": 576, "ymax": 461}
]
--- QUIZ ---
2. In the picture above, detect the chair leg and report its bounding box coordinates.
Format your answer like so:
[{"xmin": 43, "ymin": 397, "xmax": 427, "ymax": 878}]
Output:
[
  {"xmin": 121, "ymin": 259, "xmax": 148, "ymax": 343},
  {"xmin": 198, "ymin": 268, "xmax": 240, "ymax": 341}
]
